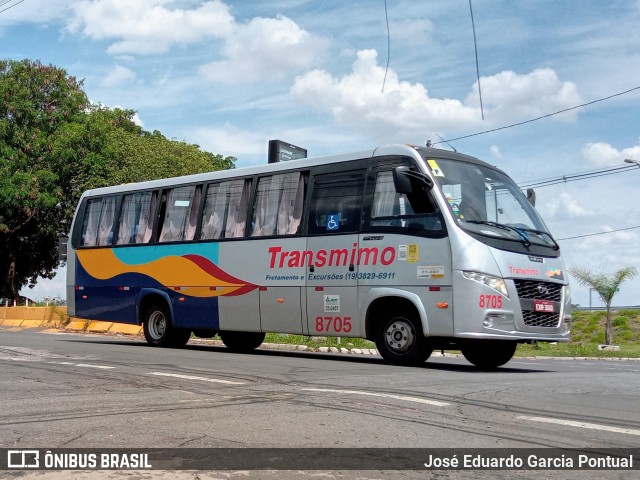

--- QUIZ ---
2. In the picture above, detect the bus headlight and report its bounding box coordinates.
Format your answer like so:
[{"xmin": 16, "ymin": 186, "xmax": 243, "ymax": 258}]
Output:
[{"xmin": 462, "ymin": 271, "xmax": 509, "ymax": 297}]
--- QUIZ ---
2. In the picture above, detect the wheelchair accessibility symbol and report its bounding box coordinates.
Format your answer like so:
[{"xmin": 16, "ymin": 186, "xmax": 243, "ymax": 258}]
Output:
[{"xmin": 326, "ymin": 213, "xmax": 341, "ymax": 231}]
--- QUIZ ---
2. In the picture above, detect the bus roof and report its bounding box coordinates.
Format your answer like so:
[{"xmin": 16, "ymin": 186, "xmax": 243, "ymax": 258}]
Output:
[{"xmin": 79, "ymin": 144, "xmax": 493, "ymax": 198}]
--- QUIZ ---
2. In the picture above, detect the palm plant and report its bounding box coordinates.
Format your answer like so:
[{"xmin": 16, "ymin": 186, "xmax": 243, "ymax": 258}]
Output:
[{"xmin": 569, "ymin": 266, "xmax": 637, "ymax": 345}]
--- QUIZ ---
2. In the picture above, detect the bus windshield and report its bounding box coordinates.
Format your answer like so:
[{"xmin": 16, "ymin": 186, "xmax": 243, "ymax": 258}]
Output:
[{"xmin": 425, "ymin": 157, "xmax": 558, "ymax": 251}]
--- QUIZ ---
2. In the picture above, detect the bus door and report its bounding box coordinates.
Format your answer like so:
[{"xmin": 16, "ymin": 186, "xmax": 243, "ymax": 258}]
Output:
[
  {"xmin": 360, "ymin": 158, "xmax": 454, "ymax": 337},
  {"xmin": 305, "ymin": 167, "xmax": 366, "ymax": 337}
]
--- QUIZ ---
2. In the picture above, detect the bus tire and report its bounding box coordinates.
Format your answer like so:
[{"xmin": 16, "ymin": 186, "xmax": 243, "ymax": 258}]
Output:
[
  {"xmin": 143, "ymin": 304, "xmax": 191, "ymax": 348},
  {"xmin": 374, "ymin": 308, "xmax": 432, "ymax": 366},
  {"xmin": 461, "ymin": 340, "xmax": 517, "ymax": 369},
  {"xmin": 220, "ymin": 331, "xmax": 265, "ymax": 353}
]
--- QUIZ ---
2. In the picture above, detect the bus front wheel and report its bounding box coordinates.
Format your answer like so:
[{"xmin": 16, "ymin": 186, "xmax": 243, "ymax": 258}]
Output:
[
  {"xmin": 143, "ymin": 304, "xmax": 191, "ymax": 348},
  {"xmin": 374, "ymin": 309, "xmax": 432, "ymax": 366},
  {"xmin": 460, "ymin": 340, "xmax": 517, "ymax": 369},
  {"xmin": 220, "ymin": 331, "xmax": 266, "ymax": 353}
]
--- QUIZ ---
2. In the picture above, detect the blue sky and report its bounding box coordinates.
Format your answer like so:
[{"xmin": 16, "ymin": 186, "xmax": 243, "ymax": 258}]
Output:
[{"xmin": 3, "ymin": 0, "xmax": 640, "ymax": 307}]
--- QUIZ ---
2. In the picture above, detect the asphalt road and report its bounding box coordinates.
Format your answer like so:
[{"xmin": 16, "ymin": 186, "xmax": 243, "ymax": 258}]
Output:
[{"xmin": 1, "ymin": 327, "xmax": 639, "ymax": 479}]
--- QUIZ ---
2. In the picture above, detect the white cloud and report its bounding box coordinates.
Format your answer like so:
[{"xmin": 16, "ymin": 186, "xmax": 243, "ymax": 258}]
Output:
[
  {"xmin": 582, "ymin": 141, "xmax": 640, "ymax": 167},
  {"xmin": 101, "ymin": 65, "xmax": 137, "ymax": 87},
  {"xmin": 67, "ymin": 0, "xmax": 234, "ymax": 55},
  {"xmin": 537, "ymin": 191, "xmax": 594, "ymax": 221},
  {"xmin": 199, "ymin": 15, "xmax": 328, "ymax": 84},
  {"xmin": 131, "ymin": 112, "xmax": 144, "ymax": 128},
  {"xmin": 191, "ymin": 123, "xmax": 266, "ymax": 160},
  {"xmin": 291, "ymin": 49, "xmax": 480, "ymax": 141},
  {"xmin": 489, "ymin": 145, "xmax": 502, "ymax": 159},
  {"xmin": 109, "ymin": 104, "xmax": 144, "ymax": 127},
  {"xmin": 465, "ymin": 68, "xmax": 583, "ymax": 123},
  {"xmin": 290, "ymin": 50, "xmax": 582, "ymax": 142},
  {"xmin": 65, "ymin": 2, "xmax": 327, "ymax": 85}
]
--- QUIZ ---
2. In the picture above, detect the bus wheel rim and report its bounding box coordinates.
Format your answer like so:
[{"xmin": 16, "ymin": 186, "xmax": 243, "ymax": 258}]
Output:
[
  {"xmin": 384, "ymin": 320, "xmax": 414, "ymax": 353},
  {"xmin": 149, "ymin": 311, "xmax": 167, "ymax": 339}
]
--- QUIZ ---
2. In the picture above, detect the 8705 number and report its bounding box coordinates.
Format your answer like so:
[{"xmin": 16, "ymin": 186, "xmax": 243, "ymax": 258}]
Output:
[
  {"xmin": 478, "ymin": 294, "xmax": 503, "ymax": 309},
  {"xmin": 315, "ymin": 316, "xmax": 352, "ymax": 333}
]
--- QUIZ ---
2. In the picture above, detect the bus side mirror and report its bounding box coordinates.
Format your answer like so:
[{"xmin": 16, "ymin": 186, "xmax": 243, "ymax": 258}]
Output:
[
  {"xmin": 393, "ymin": 166, "xmax": 434, "ymax": 194},
  {"xmin": 526, "ymin": 188, "xmax": 536, "ymax": 207},
  {"xmin": 58, "ymin": 234, "xmax": 68, "ymax": 262}
]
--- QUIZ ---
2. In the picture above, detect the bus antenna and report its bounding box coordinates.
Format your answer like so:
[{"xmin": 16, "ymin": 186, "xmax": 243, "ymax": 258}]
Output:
[{"xmin": 435, "ymin": 134, "xmax": 457, "ymax": 152}]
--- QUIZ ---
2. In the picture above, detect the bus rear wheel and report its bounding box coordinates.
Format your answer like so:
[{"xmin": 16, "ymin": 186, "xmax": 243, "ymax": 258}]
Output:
[
  {"xmin": 374, "ymin": 308, "xmax": 432, "ymax": 366},
  {"xmin": 220, "ymin": 331, "xmax": 265, "ymax": 353},
  {"xmin": 143, "ymin": 304, "xmax": 191, "ymax": 348},
  {"xmin": 460, "ymin": 340, "xmax": 517, "ymax": 369}
]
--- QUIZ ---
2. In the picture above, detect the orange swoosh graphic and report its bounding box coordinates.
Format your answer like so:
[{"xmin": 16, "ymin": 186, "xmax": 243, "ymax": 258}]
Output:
[{"xmin": 76, "ymin": 249, "xmax": 256, "ymax": 298}]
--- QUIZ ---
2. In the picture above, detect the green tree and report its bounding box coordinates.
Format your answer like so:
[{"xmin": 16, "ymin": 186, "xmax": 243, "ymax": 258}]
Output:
[
  {"xmin": 1, "ymin": 61, "xmax": 235, "ymax": 300},
  {"xmin": 569, "ymin": 266, "xmax": 637, "ymax": 345},
  {"xmin": 0, "ymin": 59, "xmax": 89, "ymax": 300},
  {"xmin": 53, "ymin": 106, "xmax": 235, "ymax": 198}
]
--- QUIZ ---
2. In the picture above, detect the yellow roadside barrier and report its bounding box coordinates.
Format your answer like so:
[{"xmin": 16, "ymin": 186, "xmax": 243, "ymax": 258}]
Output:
[{"xmin": 0, "ymin": 306, "xmax": 142, "ymax": 335}]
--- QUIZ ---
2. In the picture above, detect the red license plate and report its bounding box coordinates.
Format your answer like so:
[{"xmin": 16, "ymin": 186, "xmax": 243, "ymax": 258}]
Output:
[{"xmin": 534, "ymin": 300, "xmax": 555, "ymax": 313}]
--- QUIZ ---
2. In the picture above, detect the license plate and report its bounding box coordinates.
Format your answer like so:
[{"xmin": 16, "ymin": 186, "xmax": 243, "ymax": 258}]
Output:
[{"xmin": 534, "ymin": 299, "xmax": 555, "ymax": 313}]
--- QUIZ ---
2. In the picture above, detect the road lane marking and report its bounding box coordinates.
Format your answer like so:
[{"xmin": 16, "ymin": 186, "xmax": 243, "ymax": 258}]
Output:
[
  {"xmin": 518, "ymin": 415, "xmax": 640, "ymax": 436},
  {"xmin": 46, "ymin": 361, "xmax": 116, "ymax": 369},
  {"xmin": 75, "ymin": 363, "xmax": 116, "ymax": 369},
  {"xmin": 302, "ymin": 388, "xmax": 449, "ymax": 407},
  {"xmin": 147, "ymin": 372, "xmax": 245, "ymax": 385}
]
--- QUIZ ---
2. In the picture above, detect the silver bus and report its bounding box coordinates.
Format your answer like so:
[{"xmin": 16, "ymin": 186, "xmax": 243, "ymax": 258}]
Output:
[{"xmin": 66, "ymin": 144, "xmax": 571, "ymax": 368}]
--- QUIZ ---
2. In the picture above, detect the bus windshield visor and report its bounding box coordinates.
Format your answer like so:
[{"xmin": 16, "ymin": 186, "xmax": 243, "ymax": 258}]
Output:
[{"xmin": 426, "ymin": 158, "xmax": 558, "ymax": 249}]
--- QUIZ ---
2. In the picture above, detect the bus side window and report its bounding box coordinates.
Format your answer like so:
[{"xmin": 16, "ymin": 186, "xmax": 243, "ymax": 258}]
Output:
[
  {"xmin": 158, "ymin": 185, "xmax": 201, "ymax": 243},
  {"xmin": 80, "ymin": 197, "xmax": 118, "ymax": 247},
  {"xmin": 201, "ymin": 179, "xmax": 251, "ymax": 240},
  {"xmin": 251, "ymin": 172, "xmax": 306, "ymax": 237},
  {"xmin": 308, "ymin": 170, "xmax": 365, "ymax": 234},
  {"xmin": 369, "ymin": 170, "xmax": 441, "ymax": 232},
  {"xmin": 371, "ymin": 171, "xmax": 407, "ymax": 226},
  {"xmin": 116, "ymin": 191, "xmax": 157, "ymax": 245}
]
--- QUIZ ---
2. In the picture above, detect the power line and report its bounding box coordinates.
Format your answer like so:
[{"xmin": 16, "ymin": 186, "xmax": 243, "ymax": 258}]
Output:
[
  {"xmin": 518, "ymin": 164, "xmax": 639, "ymax": 189},
  {"xmin": 556, "ymin": 225, "xmax": 640, "ymax": 241},
  {"xmin": 0, "ymin": 0, "xmax": 25, "ymax": 14},
  {"xmin": 518, "ymin": 165, "xmax": 640, "ymax": 240},
  {"xmin": 468, "ymin": 0, "xmax": 484, "ymax": 120},
  {"xmin": 432, "ymin": 85, "xmax": 640, "ymax": 145},
  {"xmin": 381, "ymin": 0, "xmax": 391, "ymax": 93}
]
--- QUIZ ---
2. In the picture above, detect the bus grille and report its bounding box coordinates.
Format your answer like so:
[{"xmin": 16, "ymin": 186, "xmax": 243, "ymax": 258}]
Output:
[
  {"xmin": 514, "ymin": 279, "xmax": 563, "ymax": 328},
  {"xmin": 522, "ymin": 311, "xmax": 561, "ymax": 328},
  {"xmin": 514, "ymin": 280, "xmax": 562, "ymax": 302}
]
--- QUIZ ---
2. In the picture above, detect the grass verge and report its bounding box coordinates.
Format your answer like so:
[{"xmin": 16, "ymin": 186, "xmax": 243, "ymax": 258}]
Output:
[{"xmin": 265, "ymin": 333, "xmax": 375, "ymax": 350}]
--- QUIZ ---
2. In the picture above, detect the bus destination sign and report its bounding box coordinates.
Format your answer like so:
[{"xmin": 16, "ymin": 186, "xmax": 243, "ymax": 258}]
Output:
[{"xmin": 268, "ymin": 139, "xmax": 308, "ymax": 163}]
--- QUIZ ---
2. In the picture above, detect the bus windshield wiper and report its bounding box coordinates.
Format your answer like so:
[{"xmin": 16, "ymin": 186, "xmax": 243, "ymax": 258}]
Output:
[
  {"xmin": 465, "ymin": 220, "xmax": 532, "ymax": 247},
  {"xmin": 511, "ymin": 226, "xmax": 560, "ymax": 250}
]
